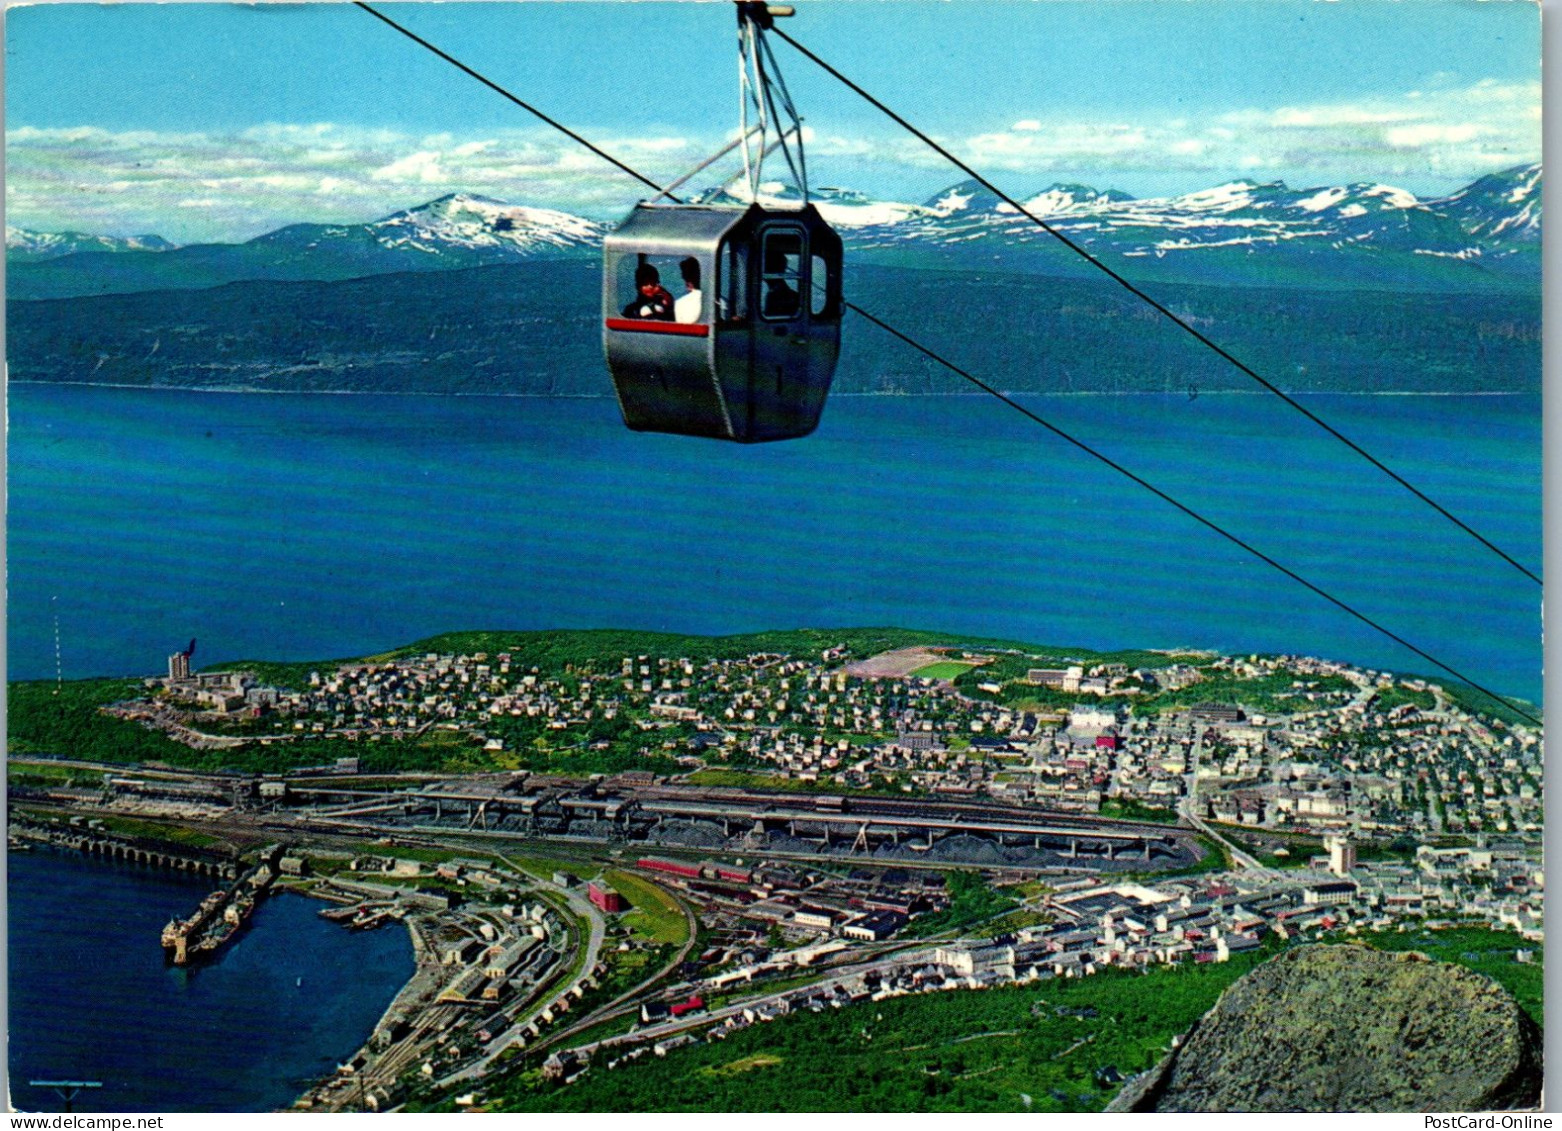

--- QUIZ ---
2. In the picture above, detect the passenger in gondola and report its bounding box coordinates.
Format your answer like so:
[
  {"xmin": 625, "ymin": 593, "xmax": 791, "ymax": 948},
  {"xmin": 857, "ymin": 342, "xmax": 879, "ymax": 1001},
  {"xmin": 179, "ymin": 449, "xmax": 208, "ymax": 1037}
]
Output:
[
  {"xmin": 623, "ymin": 263, "xmax": 675, "ymax": 320},
  {"xmin": 762, "ymin": 247, "xmax": 799, "ymax": 318},
  {"xmin": 675, "ymin": 257, "xmax": 702, "ymax": 324}
]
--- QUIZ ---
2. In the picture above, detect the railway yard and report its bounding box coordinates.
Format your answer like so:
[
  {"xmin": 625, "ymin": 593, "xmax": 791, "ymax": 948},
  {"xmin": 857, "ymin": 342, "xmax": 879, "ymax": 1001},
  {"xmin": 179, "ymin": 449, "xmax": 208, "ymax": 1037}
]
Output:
[{"xmin": 10, "ymin": 748, "xmax": 1542, "ymax": 1112}]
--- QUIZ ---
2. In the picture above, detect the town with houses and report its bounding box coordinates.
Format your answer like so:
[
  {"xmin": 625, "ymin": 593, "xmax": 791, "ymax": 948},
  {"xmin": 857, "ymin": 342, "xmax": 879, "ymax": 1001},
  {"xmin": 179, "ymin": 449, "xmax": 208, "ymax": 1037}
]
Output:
[
  {"xmin": 135, "ymin": 636, "xmax": 1542, "ymax": 845},
  {"xmin": 9, "ymin": 631, "xmax": 1544, "ymax": 1110}
]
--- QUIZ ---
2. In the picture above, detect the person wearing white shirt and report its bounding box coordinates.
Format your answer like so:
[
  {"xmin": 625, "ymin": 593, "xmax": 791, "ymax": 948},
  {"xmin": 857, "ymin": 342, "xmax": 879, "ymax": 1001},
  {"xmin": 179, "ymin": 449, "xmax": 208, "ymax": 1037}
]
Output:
[{"xmin": 675, "ymin": 256, "xmax": 703, "ymax": 324}]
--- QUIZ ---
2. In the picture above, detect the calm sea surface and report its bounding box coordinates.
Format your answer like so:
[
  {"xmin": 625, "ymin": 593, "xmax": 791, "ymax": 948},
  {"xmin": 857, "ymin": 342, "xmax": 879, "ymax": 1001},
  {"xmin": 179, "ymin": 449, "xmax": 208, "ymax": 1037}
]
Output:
[
  {"xmin": 7, "ymin": 849, "xmax": 413, "ymax": 1112},
  {"xmin": 6, "ymin": 385, "xmax": 1542, "ymax": 702}
]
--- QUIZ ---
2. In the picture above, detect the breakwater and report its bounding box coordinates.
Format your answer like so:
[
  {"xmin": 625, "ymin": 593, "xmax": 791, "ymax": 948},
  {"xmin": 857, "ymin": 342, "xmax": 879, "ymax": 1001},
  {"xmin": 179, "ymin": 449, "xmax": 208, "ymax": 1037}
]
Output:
[
  {"xmin": 11, "ymin": 815, "xmax": 237, "ymax": 880},
  {"xmin": 8, "ymin": 849, "xmax": 416, "ymax": 1112}
]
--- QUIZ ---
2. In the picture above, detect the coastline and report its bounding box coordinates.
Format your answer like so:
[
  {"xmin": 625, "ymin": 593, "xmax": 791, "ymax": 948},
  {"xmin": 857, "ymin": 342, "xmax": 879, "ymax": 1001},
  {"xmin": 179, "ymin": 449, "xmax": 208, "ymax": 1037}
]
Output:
[
  {"xmin": 281, "ymin": 876, "xmax": 430, "ymax": 1112},
  {"xmin": 7, "ymin": 843, "xmax": 418, "ymax": 1114}
]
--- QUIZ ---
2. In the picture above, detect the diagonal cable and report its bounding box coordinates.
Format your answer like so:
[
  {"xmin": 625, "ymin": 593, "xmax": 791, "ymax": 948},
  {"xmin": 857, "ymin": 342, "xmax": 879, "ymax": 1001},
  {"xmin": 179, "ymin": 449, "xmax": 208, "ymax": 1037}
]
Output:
[
  {"xmin": 842, "ymin": 301, "xmax": 1540, "ymax": 727},
  {"xmin": 355, "ymin": 3, "xmax": 663, "ymax": 198},
  {"xmin": 773, "ymin": 27, "xmax": 1541, "ymax": 588},
  {"xmin": 354, "ymin": 2, "xmax": 1540, "ymax": 727}
]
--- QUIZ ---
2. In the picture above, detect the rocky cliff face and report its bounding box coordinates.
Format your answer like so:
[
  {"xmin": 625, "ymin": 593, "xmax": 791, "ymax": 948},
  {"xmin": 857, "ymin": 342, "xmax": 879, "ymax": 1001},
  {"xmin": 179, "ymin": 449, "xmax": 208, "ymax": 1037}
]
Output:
[{"xmin": 1109, "ymin": 945, "xmax": 1543, "ymax": 1113}]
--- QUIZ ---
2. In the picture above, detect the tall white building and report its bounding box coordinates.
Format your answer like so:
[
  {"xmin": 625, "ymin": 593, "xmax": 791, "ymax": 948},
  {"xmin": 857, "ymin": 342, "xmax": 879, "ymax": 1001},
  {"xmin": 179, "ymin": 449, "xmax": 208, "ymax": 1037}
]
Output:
[{"xmin": 1327, "ymin": 835, "xmax": 1356, "ymax": 877}]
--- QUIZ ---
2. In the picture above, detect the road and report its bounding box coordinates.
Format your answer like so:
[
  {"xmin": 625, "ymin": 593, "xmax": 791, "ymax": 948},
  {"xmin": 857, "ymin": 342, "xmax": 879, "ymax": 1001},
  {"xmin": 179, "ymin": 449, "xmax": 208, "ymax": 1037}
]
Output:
[
  {"xmin": 1179, "ymin": 729, "xmax": 1268, "ymax": 873},
  {"xmin": 569, "ymin": 944, "xmax": 943, "ymax": 1059},
  {"xmin": 434, "ymin": 855, "xmax": 607, "ymax": 1087},
  {"xmin": 527, "ymin": 878, "xmax": 701, "ymax": 1057}
]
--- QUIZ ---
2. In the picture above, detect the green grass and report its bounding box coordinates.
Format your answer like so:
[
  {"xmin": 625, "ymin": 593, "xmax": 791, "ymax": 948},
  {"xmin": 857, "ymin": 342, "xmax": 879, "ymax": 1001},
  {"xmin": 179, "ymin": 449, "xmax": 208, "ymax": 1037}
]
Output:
[
  {"xmin": 1353, "ymin": 836, "xmax": 1420, "ymax": 864},
  {"xmin": 546, "ymin": 1009, "xmax": 642, "ymax": 1054},
  {"xmin": 902, "ymin": 871, "xmax": 1018, "ymax": 939},
  {"xmin": 1098, "ymin": 798, "xmax": 1181, "ymax": 825},
  {"xmin": 1005, "ymin": 880, "xmax": 1053, "ymax": 902},
  {"xmin": 606, "ymin": 870, "xmax": 691, "ymax": 947},
  {"xmin": 6, "ymin": 677, "xmax": 493, "ymax": 775},
  {"xmin": 1371, "ymin": 686, "xmax": 1437, "ymax": 713},
  {"xmin": 489, "ymin": 947, "xmax": 1275, "ymax": 1111},
  {"xmin": 1432, "ymin": 683, "xmax": 1542, "ymax": 730},
  {"xmin": 558, "ymin": 941, "xmax": 675, "ymax": 1041},
  {"xmin": 682, "ymin": 768, "xmax": 898, "ymax": 796},
  {"xmin": 970, "ymin": 908, "xmax": 1049, "ymax": 939},
  {"xmin": 502, "ymin": 854, "xmax": 591, "ymax": 881},
  {"xmin": 356, "ymin": 628, "xmax": 1066, "ymax": 679},
  {"xmin": 7, "ymin": 758, "xmax": 97, "ymax": 786},
  {"xmin": 699, "ymin": 1053, "xmax": 784, "ymax": 1077},
  {"xmin": 8, "ymin": 679, "xmax": 203, "ymax": 765},
  {"xmin": 475, "ymin": 926, "xmax": 1541, "ymax": 1113},
  {"xmin": 1214, "ymin": 824, "xmax": 1323, "ymax": 870},
  {"xmin": 910, "ymin": 662, "xmax": 977, "ymax": 681},
  {"xmin": 78, "ymin": 813, "xmax": 225, "ymax": 850}
]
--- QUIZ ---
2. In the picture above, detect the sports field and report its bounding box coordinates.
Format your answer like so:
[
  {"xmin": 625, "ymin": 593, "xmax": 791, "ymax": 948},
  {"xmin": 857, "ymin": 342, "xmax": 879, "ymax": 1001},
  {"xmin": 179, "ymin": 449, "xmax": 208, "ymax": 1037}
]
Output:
[{"xmin": 910, "ymin": 661, "xmax": 977, "ymax": 681}]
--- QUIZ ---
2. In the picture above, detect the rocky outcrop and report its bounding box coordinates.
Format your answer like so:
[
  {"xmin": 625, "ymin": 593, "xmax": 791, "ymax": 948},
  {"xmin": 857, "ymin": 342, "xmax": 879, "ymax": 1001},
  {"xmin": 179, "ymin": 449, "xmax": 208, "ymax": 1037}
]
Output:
[{"xmin": 1109, "ymin": 945, "xmax": 1543, "ymax": 1112}]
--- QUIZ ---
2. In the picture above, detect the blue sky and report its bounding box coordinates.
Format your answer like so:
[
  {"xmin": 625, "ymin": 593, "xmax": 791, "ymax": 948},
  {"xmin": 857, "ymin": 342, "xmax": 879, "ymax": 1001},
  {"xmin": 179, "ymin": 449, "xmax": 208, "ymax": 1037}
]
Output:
[{"xmin": 6, "ymin": 1, "xmax": 1542, "ymax": 242}]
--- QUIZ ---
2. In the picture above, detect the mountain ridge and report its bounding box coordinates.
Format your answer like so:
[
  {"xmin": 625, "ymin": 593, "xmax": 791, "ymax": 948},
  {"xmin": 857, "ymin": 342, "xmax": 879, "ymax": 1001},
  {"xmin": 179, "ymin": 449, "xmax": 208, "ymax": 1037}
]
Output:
[
  {"xmin": 7, "ymin": 258, "xmax": 1540, "ymax": 397},
  {"xmin": 7, "ymin": 164, "xmax": 1540, "ymax": 300}
]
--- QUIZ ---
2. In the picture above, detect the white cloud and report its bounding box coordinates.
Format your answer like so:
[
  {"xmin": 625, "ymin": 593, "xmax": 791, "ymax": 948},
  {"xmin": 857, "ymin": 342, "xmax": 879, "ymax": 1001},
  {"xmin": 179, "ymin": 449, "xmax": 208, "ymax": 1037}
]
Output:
[
  {"xmin": 1385, "ymin": 123, "xmax": 1481, "ymax": 148},
  {"xmin": 1268, "ymin": 106, "xmax": 1412, "ymax": 128},
  {"xmin": 5, "ymin": 122, "xmax": 709, "ymax": 241},
  {"xmin": 371, "ymin": 150, "xmax": 449, "ymax": 183},
  {"xmin": 3, "ymin": 77, "xmax": 1540, "ymax": 242},
  {"xmin": 937, "ymin": 80, "xmax": 1537, "ymax": 186}
]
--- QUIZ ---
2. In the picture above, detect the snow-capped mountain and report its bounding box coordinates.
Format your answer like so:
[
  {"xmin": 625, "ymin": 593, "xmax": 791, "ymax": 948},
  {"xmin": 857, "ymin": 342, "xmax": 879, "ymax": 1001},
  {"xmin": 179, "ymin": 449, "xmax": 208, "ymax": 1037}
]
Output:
[
  {"xmin": 823, "ymin": 165, "xmax": 1540, "ymax": 288},
  {"xmin": 355, "ymin": 193, "xmax": 602, "ymax": 255},
  {"xmin": 8, "ymin": 166, "xmax": 1539, "ymax": 302},
  {"xmin": 6, "ymin": 226, "xmax": 177, "ymax": 262},
  {"xmin": 9, "ymin": 194, "xmax": 607, "ymax": 300},
  {"xmin": 1013, "ymin": 183, "xmax": 1136, "ymax": 217},
  {"xmin": 850, "ymin": 176, "xmax": 1480, "ymax": 256},
  {"xmin": 250, "ymin": 193, "xmax": 605, "ymax": 260},
  {"xmin": 922, "ymin": 179, "xmax": 1009, "ymax": 216},
  {"xmin": 690, "ymin": 181, "xmax": 937, "ymax": 227},
  {"xmin": 1433, "ymin": 162, "xmax": 1541, "ymax": 243}
]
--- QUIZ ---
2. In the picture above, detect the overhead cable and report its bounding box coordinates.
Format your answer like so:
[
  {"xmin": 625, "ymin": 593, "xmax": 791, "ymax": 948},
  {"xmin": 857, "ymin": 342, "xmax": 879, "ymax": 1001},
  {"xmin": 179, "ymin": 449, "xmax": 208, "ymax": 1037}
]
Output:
[
  {"xmin": 773, "ymin": 26, "xmax": 1541, "ymax": 588},
  {"xmin": 354, "ymin": 2, "xmax": 1541, "ymax": 727}
]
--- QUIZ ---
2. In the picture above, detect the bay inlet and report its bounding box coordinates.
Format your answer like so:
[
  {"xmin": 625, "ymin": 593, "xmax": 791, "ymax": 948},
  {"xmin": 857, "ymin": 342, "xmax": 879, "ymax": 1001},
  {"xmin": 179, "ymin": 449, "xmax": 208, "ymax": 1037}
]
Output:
[{"xmin": 8, "ymin": 849, "xmax": 414, "ymax": 1113}]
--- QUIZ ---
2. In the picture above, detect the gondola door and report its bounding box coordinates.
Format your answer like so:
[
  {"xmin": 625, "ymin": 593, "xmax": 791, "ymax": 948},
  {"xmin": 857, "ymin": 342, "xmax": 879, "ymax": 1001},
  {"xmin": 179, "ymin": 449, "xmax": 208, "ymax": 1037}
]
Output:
[{"xmin": 747, "ymin": 223, "xmax": 813, "ymax": 439}]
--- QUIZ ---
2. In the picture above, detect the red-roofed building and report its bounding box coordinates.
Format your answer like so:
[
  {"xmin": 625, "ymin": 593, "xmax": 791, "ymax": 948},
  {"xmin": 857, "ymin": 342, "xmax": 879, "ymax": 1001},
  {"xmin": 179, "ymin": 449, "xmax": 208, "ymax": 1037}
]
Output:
[
  {"xmin": 670, "ymin": 994, "xmax": 705, "ymax": 1018},
  {"xmin": 588, "ymin": 881, "xmax": 627, "ymax": 913}
]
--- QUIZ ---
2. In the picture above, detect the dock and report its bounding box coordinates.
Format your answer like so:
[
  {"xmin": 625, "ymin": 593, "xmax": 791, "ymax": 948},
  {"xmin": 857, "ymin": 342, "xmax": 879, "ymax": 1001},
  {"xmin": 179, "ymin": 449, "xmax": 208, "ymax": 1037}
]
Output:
[{"xmin": 161, "ymin": 844, "xmax": 284, "ymax": 964}]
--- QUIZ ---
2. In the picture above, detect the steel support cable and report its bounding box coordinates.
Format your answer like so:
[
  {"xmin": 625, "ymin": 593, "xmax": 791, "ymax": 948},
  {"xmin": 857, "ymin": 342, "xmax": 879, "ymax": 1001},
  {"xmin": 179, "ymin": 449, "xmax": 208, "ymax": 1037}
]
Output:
[
  {"xmin": 353, "ymin": 2, "xmax": 1540, "ymax": 727},
  {"xmin": 354, "ymin": 2, "xmax": 663, "ymax": 198},
  {"xmin": 842, "ymin": 303, "xmax": 1540, "ymax": 728},
  {"xmin": 772, "ymin": 27, "xmax": 1542, "ymax": 589}
]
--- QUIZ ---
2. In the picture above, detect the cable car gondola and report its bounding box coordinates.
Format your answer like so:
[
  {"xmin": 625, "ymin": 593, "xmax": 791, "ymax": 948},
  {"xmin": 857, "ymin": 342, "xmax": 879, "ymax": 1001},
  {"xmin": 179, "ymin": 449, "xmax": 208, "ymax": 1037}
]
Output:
[{"xmin": 602, "ymin": 2, "xmax": 843, "ymax": 443}]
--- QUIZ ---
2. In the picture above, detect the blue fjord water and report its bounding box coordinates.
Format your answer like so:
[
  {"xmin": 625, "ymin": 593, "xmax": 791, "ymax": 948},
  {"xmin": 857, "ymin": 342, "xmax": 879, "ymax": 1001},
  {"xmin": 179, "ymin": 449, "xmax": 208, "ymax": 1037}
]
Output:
[
  {"xmin": 7, "ymin": 384, "xmax": 1542, "ymax": 703},
  {"xmin": 1, "ymin": 384, "xmax": 1542, "ymax": 1111},
  {"xmin": 7, "ymin": 849, "xmax": 413, "ymax": 1113}
]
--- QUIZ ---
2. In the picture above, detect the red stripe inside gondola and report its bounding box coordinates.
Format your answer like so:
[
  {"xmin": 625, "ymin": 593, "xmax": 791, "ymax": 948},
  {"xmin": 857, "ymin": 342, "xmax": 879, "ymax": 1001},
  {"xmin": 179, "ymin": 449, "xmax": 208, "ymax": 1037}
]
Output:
[{"xmin": 605, "ymin": 319, "xmax": 710, "ymax": 337}]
